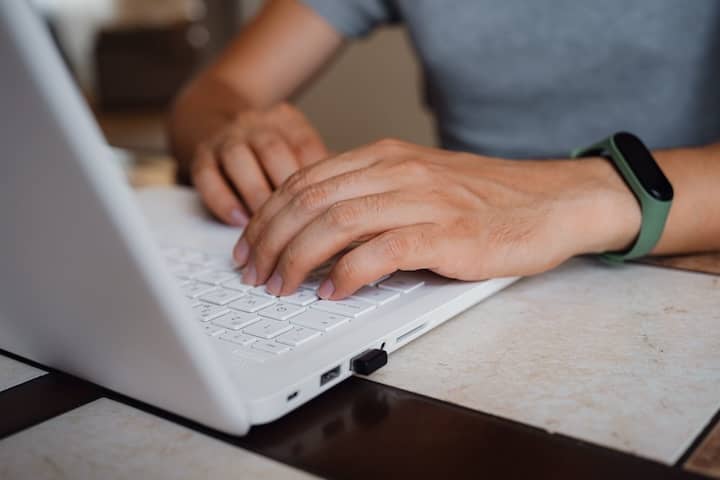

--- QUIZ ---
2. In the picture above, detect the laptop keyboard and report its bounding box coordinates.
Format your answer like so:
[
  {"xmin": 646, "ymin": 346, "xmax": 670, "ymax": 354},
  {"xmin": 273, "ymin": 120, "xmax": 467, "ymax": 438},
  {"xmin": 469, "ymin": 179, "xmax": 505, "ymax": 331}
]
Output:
[{"xmin": 162, "ymin": 246, "xmax": 425, "ymax": 363}]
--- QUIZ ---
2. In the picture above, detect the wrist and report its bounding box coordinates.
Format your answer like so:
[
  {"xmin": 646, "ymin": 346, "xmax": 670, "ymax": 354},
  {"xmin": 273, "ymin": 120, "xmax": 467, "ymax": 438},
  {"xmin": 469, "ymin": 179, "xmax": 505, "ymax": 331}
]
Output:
[
  {"xmin": 561, "ymin": 157, "xmax": 642, "ymax": 256},
  {"xmin": 169, "ymin": 75, "xmax": 254, "ymax": 165}
]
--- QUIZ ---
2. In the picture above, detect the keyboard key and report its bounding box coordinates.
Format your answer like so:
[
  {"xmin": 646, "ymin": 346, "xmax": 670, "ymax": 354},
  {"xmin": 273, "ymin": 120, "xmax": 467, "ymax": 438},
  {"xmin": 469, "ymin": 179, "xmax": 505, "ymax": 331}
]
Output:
[
  {"xmin": 312, "ymin": 298, "xmax": 375, "ymax": 318},
  {"xmin": 194, "ymin": 270, "xmax": 237, "ymax": 285},
  {"xmin": 282, "ymin": 288, "xmax": 319, "ymax": 306},
  {"xmin": 212, "ymin": 311, "xmax": 261, "ymax": 331},
  {"xmin": 244, "ymin": 319, "xmax": 293, "ymax": 339},
  {"xmin": 259, "ymin": 303, "xmax": 306, "ymax": 321},
  {"xmin": 252, "ymin": 340, "xmax": 291, "ymax": 355},
  {"xmin": 205, "ymin": 256, "xmax": 236, "ymax": 270},
  {"xmin": 218, "ymin": 331, "xmax": 256, "ymax": 346},
  {"xmin": 232, "ymin": 346, "xmax": 274, "ymax": 363},
  {"xmin": 192, "ymin": 303, "xmax": 229, "ymax": 322},
  {"xmin": 174, "ymin": 264, "xmax": 213, "ymax": 280},
  {"xmin": 222, "ymin": 278, "xmax": 252, "ymax": 292},
  {"xmin": 229, "ymin": 295, "xmax": 276, "ymax": 313},
  {"xmin": 182, "ymin": 282, "xmax": 217, "ymax": 298},
  {"xmin": 165, "ymin": 249, "xmax": 200, "ymax": 263},
  {"xmin": 276, "ymin": 326, "xmax": 322, "ymax": 347},
  {"xmin": 350, "ymin": 285, "xmax": 400, "ymax": 305},
  {"xmin": 201, "ymin": 324, "xmax": 226, "ymax": 337},
  {"xmin": 292, "ymin": 310, "xmax": 350, "ymax": 332},
  {"xmin": 378, "ymin": 272, "xmax": 425, "ymax": 293},
  {"xmin": 199, "ymin": 288, "xmax": 246, "ymax": 306},
  {"xmin": 178, "ymin": 250, "xmax": 208, "ymax": 264}
]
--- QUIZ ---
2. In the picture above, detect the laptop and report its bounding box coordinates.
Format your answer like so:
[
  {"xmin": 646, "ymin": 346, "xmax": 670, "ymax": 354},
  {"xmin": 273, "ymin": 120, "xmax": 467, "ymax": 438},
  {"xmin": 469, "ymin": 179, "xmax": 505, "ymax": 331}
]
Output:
[{"xmin": 0, "ymin": 1, "xmax": 517, "ymax": 435}]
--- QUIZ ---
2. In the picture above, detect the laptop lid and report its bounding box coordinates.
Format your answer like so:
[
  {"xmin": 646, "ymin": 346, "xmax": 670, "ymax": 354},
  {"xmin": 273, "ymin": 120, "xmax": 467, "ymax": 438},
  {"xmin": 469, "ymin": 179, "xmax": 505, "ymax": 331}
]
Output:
[{"xmin": 0, "ymin": 0, "xmax": 249, "ymax": 434}]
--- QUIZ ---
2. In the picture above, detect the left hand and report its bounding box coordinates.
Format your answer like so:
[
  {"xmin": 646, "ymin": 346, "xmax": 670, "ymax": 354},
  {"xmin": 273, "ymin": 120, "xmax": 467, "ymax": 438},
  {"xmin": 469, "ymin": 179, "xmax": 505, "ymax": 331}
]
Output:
[{"xmin": 232, "ymin": 139, "xmax": 641, "ymax": 299}]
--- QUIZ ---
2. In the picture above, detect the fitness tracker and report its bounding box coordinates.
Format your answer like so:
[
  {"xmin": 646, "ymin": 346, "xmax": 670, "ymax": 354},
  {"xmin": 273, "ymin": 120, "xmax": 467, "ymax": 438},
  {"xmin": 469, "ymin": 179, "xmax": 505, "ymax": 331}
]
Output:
[{"xmin": 571, "ymin": 132, "xmax": 673, "ymax": 263}]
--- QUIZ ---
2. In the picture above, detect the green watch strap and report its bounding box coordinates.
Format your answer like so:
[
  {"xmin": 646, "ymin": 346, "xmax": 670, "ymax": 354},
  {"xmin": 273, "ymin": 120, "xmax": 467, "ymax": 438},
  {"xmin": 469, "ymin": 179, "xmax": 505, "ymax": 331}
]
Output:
[{"xmin": 571, "ymin": 132, "xmax": 673, "ymax": 263}]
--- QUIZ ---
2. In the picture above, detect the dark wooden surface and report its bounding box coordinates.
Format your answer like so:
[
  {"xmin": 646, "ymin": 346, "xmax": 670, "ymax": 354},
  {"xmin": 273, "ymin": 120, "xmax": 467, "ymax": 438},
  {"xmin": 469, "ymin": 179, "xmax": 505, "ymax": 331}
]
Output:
[{"xmin": 0, "ymin": 350, "xmax": 712, "ymax": 480}]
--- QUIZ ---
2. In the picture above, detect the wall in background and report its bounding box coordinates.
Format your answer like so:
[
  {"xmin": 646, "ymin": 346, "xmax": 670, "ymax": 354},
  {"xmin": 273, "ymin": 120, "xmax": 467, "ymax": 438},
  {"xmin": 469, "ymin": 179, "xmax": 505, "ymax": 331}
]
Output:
[
  {"xmin": 243, "ymin": 0, "xmax": 435, "ymax": 152},
  {"xmin": 296, "ymin": 29, "xmax": 435, "ymax": 152}
]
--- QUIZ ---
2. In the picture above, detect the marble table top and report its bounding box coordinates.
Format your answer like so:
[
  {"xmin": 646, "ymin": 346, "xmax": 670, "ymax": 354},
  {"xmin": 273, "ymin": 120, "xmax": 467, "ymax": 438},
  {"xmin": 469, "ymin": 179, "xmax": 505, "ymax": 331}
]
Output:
[
  {"xmin": 371, "ymin": 258, "xmax": 720, "ymax": 464},
  {"xmin": 0, "ymin": 355, "xmax": 44, "ymax": 392},
  {"xmin": 0, "ymin": 398, "xmax": 317, "ymax": 480}
]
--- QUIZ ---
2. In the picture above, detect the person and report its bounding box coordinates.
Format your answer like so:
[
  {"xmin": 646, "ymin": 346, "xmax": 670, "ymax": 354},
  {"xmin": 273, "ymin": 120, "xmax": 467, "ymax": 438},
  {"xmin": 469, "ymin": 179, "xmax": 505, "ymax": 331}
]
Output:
[{"xmin": 168, "ymin": 0, "xmax": 720, "ymax": 300}]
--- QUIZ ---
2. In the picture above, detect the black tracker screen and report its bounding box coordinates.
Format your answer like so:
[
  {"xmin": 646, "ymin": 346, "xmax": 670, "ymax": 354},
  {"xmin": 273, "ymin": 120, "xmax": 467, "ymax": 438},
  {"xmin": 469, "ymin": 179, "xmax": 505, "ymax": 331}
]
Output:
[{"xmin": 614, "ymin": 132, "xmax": 674, "ymax": 201}]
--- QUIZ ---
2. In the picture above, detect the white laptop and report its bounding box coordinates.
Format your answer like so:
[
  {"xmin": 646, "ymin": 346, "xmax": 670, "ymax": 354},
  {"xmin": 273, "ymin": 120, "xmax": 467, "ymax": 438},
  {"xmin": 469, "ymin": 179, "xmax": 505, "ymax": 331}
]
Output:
[{"xmin": 0, "ymin": 1, "xmax": 517, "ymax": 435}]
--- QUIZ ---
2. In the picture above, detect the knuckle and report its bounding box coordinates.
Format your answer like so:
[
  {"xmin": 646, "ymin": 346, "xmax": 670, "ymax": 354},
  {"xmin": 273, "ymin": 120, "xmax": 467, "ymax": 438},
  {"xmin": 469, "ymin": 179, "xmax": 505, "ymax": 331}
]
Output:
[
  {"xmin": 293, "ymin": 134, "xmax": 322, "ymax": 158},
  {"xmin": 373, "ymin": 137, "xmax": 405, "ymax": 153},
  {"xmin": 283, "ymin": 169, "xmax": 311, "ymax": 196},
  {"xmin": 252, "ymin": 237, "xmax": 275, "ymax": 264},
  {"xmin": 240, "ymin": 187, "xmax": 269, "ymax": 208},
  {"xmin": 273, "ymin": 102, "xmax": 295, "ymax": 117},
  {"xmin": 243, "ymin": 224, "xmax": 261, "ymax": 246},
  {"xmin": 253, "ymin": 132, "xmax": 284, "ymax": 153},
  {"xmin": 364, "ymin": 194, "xmax": 387, "ymax": 215},
  {"xmin": 279, "ymin": 242, "xmax": 303, "ymax": 274},
  {"xmin": 335, "ymin": 256, "xmax": 359, "ymax": 282},
  {"xmin": 292, "ymin": 185, "xmax": 328, "ymax": 212},
  {"xmin": 219, "ymin": 139, "xmax": 246, "ymax": 161},
  {"xmin": 325, "ymin": 201, "xmax": 359, "ymax": 229},
  {"xmin": 398, "ymin": 158, "xmax": 431, "ymax": 178},
  {"xmin": 381, "ymin": 233, "xmax": 409, "ymax": 262}
]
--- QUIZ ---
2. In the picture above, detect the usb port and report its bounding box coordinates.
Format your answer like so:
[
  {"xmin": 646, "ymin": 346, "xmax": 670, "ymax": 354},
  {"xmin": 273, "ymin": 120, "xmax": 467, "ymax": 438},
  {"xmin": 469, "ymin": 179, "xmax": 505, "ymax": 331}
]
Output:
[{"xmin": 320, "ymin": 365, "xmax": 341, "ymax": 386}]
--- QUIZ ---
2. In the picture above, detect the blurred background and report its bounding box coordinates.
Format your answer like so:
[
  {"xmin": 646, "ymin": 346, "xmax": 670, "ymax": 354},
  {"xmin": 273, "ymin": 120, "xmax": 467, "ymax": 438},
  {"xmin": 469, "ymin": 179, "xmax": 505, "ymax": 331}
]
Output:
[{"xmin": 35, "ymin": 0, "xmax": 434, "ymax": 186}]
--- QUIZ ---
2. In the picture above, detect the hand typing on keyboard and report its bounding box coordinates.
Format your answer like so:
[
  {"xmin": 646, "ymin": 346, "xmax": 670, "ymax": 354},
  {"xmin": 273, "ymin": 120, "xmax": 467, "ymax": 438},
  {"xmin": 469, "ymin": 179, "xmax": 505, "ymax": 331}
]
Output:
[{"xmin": 230, "ymin": 139, "xmax": 639, "ymax": 300}]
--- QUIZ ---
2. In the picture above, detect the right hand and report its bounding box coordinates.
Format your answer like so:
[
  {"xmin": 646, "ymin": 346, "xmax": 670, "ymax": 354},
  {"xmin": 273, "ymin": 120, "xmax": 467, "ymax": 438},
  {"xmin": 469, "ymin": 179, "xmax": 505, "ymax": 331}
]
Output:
[{"xmin": 191, "ymin": 103, "xmax": 328, "ymax": 226}]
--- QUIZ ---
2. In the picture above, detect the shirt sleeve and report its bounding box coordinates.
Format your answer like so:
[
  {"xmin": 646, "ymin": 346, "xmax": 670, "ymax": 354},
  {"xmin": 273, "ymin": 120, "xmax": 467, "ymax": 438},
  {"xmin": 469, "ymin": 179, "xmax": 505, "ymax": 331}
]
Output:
[{"xmin": 300, "ymin": 0, "xmax": 400, "ymax": 38}]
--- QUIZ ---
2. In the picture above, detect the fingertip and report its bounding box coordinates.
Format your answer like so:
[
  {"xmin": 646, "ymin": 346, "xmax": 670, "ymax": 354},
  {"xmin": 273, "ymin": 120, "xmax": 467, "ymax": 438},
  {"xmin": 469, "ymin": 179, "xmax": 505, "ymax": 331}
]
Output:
[
  {"xmin": 317, "ymin": 278, "xmax": 335, "ymax": 299},
  {"xmin": 242, "ymin": 261, "xmax": 257, "ymax": 286},
  {"xmin": 229, "ymin": 208, "xmax": 248, "ymax": 227},
  {"xmin": 192, "ymin": 161, "xmax": 247, "ymax": 226},
  {"xmin": 233, "ymin": 237, "xmax": 249, "ymax": 267}
]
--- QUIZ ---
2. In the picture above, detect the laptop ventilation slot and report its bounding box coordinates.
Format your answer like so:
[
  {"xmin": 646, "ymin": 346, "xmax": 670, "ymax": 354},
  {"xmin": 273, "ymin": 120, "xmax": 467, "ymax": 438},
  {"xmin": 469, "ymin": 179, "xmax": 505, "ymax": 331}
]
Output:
[{"xmin": 396, "ymin": 323, "xmax": 427, "ymax": 345}]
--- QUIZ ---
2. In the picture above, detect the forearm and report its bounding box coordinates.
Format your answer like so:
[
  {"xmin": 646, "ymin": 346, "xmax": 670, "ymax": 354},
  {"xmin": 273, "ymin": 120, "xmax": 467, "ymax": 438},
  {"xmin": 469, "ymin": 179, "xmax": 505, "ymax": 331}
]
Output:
[{"xmin": 651, "ymin": 143, "xmax": 720, "ymax": 254}]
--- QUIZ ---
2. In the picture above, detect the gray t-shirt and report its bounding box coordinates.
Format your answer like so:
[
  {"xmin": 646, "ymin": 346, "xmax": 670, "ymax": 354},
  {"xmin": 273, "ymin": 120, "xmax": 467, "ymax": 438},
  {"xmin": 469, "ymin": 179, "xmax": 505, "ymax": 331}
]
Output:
[{"xmin": 302, "ymin": 0, "xmax": 720, "ymax": 158}]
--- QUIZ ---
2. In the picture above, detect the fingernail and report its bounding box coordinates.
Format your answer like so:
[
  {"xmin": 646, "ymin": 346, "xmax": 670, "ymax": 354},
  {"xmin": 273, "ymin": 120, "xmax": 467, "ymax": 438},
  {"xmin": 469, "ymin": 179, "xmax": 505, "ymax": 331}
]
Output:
[
  {"xmin": 317, "ymin": 278, "xmax": 335, "ymax": 299},
  {"xmin": 266, "ymin": 271, "xmax": 283, "ymax": 296},
  {"xmin": 233, "ymin": 238, "xmax": 249, "ymax": 266},
  {"xmin": 242, "ymin": 262, "xmax": 257, "ymax": 285},
  {"xmin": 230, "ymin": 208, "xmax": 248, "ymax": 226}
]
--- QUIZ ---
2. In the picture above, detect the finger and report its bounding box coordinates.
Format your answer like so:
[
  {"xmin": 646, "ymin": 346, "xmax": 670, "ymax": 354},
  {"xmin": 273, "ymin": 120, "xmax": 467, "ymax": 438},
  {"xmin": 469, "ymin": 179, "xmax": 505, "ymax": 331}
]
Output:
[
  {"xmin": 191, "ymin": 145, "xmax": 248, "ymax": 226},
  {"xmin": 217, "ymin": 139, "xmax": 273, "ymax": 213},
  {"xmin": 265, "ymin": 192, "xmax": 439, "ymax": 295},
  {"xmin": 241, "ymin": 141, "xmax": 394, "ymax": 252},
  {"xmin": 240, "ymin": 164, "xmax": 404, "ymax": 280},
  {"xmin": 246, "ymin": 129, "xmax": 301, "ymax": 188},
  {"xmin": 322, "ymin": 224, "xmax": 440, "ymax": 299},
  {"xmin": 268, "ymin": 105, "xmax": 327, "ymax": 166},
  {"xmin": 288, "ymin": 126, "xmax": 327, "ymax": 167}
]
